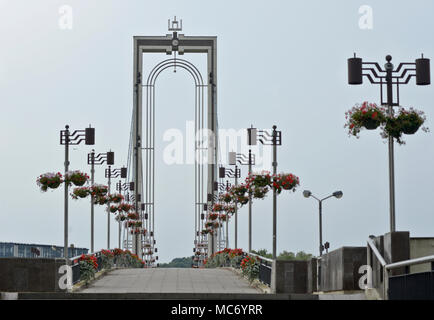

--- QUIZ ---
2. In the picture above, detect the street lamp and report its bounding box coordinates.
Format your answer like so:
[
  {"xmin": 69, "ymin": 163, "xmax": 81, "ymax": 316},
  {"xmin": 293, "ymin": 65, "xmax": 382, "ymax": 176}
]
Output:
[
  {"xmin": 115, "ymin": 174, "xmax": 128, "ymax": 249},
  {"xmin": 230, "ymin": 146, "xmax": 256, "ymax": 253},
  {"xmin": 248, "ymin": 125, "xmax": 282, "ymax": 259},
  {"xmin": 348, "ymin": 53, "xmax": 430, "ymax": 232},
  {"xmin": 87, "ymin": 150, "xmax": 114, "ymax": 253},
  {"xmin": 60, "ymin": 125, "xmax": 95, "ymax": 260},
  {"xmin": 303, "ymin": 190, "xmax": 343, "ymax": 256},
  {"xmin": 219, "ymin": 165, "xmax": 241, "ymax": 248},
  {"xmin": 105, "ymin": 163, "xmax": 127, "ymax": 249}
]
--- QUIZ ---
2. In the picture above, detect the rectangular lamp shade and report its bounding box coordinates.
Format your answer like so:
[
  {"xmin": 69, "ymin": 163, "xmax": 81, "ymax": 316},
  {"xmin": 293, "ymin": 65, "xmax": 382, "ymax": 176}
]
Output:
[
  {"xmin": 228, "ymin": 152, "xmax": 236, "ymax": 165},
  {"xmin": 85, "ymin": 127, "xmax": 95, "ymax": 145},
  {"xmin": 348, "ymin": 57, "xmax": 363, "ymax": 85},
  {"xmin": 247, "ymin": 128, "xmax": 257, "ymax": 145},
  {"xmin": 106, "ymin": 151, "xmax": 115, "ymax": 165},
  {"xmin": 219, "ymin": 167, "xmax": 226, "ymax": 178},
  {"xmin": 416, "ymin": 57, "xmax": 431, "ymax": 85}
]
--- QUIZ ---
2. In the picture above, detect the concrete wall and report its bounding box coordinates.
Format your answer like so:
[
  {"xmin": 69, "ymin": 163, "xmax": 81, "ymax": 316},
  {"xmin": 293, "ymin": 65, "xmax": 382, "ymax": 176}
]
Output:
[
  {"xmin": 0, "ymin": 258, "xmax": 67, "ymax": 292},
  {"xmin": 410, "ymin": 237, "xmax": 434, "ymax": 273},
  {"xmin": 383, "ymin": 232, "xmax": 409, "ymax": 276},
  {"xmin": 320, "ymin": 247, "xmax": 366, "ymax": 292},
  {"xmin": 271, "ymin": 259, "xmax": 317, "ymax": 294}
]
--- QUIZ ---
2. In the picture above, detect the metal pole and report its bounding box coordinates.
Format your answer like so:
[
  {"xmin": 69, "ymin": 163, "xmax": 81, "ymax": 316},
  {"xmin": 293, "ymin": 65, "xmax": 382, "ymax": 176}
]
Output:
[
  {"xmin": 386, "ymin": 60, "xmax": 396, "ymax": 232},
  {"xmin": 225, "ymin": 181, "xmax": 229, "ymax": 248},
  {"xmin": 118, "ymin": 180, "xmax": 122, "ymax": 249},
  {"xmin": 64, "ymin": 125, "xmax": 70, "ymax": 261},
  {"xmin": 319, "ymin": 200, "xmax": 323, "ymax": 257},
  {"xmin": 248, "ymin": 149, "xmax": 252, "ymax": 253},
  {"xmin": 272, "ymin": 125, "xmax": 277, "ymax": 259},
  {"xmin": 234, "ymin": 165, "xmax": 238, "ymax": 249},
  {"xmin": 107, "ymin": 166, "xmax": 111, "ymax": 249},
  {"xmin": 90, "ymin": 150, "xmax": 95, "ymax": 253}
]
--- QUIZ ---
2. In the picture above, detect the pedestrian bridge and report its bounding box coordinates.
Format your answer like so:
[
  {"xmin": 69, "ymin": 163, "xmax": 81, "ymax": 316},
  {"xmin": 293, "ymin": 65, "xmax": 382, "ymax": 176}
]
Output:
[{"xmin": 81, "ymin": 268, "xmax": 259, "ymax": 294}]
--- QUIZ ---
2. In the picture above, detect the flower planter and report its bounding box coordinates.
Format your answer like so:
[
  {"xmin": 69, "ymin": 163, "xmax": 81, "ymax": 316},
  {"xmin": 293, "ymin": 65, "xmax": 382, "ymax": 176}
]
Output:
[
  {"xmin": 36, "ymin": 172, "xmax": 63, "ymax": 192},
  {"xmin": 65, "ymin": 170, "xmax": 89, "ymax": 186},
  {"xmin": 71, "ymin": 187, "xmax": 90, "ymax": 199},
  {"xmin": 109, "ymin": 194, "xmax": 124, "ymax": 204},
  {"xmin": 220, "ymin": 193, "xmax": 233, "ymax": 203},
  {"xmin": 401, "ymin": 122, "xmax": 421, "ymax": 134},
  {"xmin": 345, "ymin": 102, "xmax": 387, "ymax": 138},
  {"xmin": 208, "ymin": 213, "xmax": 219, "ymax": 221},
  {"xmin": 363, "ymin": 118, "xmax": 380, "ymax": 130}
]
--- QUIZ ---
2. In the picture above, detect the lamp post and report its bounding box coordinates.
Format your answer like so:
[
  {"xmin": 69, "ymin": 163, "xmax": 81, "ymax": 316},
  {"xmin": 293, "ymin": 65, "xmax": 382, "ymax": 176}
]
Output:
[
  {"xmin": 60, "ymin": 125, "xmax": 94, "ymax": 260},
  {"xmin": 116, "ymin": 177, "xmax": 128, "ymax": 249},
  {"xmin": 303, "ymin": 190, "xmax": 343, "ymax": 256},
  {"xmin": 104, "ymin": 165, "xmax": 127, "ymax": 249},
  {"xmin": 348, "ymin": 54, "xmax": 430, "ymax": 232},
  {"xmin": 214, "ymin": 181, "xmax": 232, "ymax": 248},
  {"xmin": 87, "ymin": 150, "xmax": 114, "ymax": 253},
  {"xmin": 229, "ymin": 149, "xmax": 256, "ymax": 253},
  {"xmin": 219, "ymin": 165, "xmax": 241, "ymax": 248},
  {"xmin": 248, "ymin": 125, "xmax": 282, "ymax": 259}
]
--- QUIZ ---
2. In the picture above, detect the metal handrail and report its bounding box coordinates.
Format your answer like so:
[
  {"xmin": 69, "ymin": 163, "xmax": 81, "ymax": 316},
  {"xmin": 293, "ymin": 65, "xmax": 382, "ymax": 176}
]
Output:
[
  {"xmin": 386, "ymin": 254, "xmax": 434, "ymax": 270},
  {"xmin": 367, "ymin": 236, "xmax": 434, "ymax": 300},
  {"xmin": 248, "ymin": 252, "xmax": 274, "ymax": 263},
  {"xmin": 367, "ymin": 237, "xmax": 387, "ymax": 267}
]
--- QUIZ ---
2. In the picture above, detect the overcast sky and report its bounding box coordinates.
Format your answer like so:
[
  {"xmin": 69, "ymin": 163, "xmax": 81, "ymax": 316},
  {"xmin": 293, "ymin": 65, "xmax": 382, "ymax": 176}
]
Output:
[{"xmin": 1, "ymin": 0, "xmax": 434, "ymax": 263}]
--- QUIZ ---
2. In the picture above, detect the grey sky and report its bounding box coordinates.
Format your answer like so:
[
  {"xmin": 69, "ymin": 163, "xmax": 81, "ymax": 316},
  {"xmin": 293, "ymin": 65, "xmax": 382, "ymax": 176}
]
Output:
[{"xmin": 1, "ymin": 0, "xmax": 434, "ymax": 263}]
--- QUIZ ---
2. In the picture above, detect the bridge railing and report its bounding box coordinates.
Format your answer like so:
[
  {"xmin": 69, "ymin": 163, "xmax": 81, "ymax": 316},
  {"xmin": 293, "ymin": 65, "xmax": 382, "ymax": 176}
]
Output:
[
  {"xmin": 69, "ymin": 251, "xmax": 103, "ymax": 284},
  {"xmin": 248, "ymin": 252, "xmax": 273, "ymax": 286}
]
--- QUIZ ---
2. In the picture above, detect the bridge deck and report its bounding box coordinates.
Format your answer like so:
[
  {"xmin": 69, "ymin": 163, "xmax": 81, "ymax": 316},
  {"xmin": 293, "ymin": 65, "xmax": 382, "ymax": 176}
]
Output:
[{"xmin": 79, "ymin": 268, "xmax": 261, "ymax": 294}]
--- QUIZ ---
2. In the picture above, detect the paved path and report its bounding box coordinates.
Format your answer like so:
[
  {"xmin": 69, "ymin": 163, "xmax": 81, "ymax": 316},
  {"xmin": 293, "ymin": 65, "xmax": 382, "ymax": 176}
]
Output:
[{"xmin": 80, "ymin": 268, "xmax": 261, "ymax": 294}]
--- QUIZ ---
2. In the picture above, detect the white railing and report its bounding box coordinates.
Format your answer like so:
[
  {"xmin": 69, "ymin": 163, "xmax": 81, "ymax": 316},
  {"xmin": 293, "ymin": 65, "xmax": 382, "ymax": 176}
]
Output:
[{"xmin": 367, "ymin": 236, "xmax": 434, "ymax": 299}]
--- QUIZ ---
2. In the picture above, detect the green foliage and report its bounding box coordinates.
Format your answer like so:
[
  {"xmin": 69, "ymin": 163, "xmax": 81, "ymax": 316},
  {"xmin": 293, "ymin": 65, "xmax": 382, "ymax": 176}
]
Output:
[
  {"xmin": 252, "ymin": 249, "xmax": 313, "ymax": 261},
  {"xmin": 79, "ymin": 260, "xmax": 96, "ymax": 285},
  {"xmin": 159, "ymin": 257, "xmax": 194, "ymax": 268}
]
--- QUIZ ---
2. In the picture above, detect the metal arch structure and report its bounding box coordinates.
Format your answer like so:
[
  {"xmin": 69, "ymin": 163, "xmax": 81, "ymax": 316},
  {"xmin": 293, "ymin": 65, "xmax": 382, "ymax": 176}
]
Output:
[{"xmin": 130, "ymin": 19, "xmax": 218, "ymax": 263}]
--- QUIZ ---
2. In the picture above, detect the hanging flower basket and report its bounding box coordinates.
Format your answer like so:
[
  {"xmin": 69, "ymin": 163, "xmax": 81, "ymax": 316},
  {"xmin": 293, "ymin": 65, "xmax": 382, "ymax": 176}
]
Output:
[
  {"xmin": 345, "ymin": 102, "xmax": 387, "ymax": 138},
  {"xmin": 208, "ymin": 213, "xmax": 219, "ymax": 221},
  {"xmin": 109, "ymin": 205, "xmax": 119, "ymax": 213},
  {"xmin": 246, "ymin": 171, "xmax": 272, "ymax": 188},
  {"xmin": 90, "ymin": 184, "xmax": 108, "ymax": 197},
  {"xmin": 36, "ymin": 172, "xmax": 63, "ymax": 192},
  {"xmin": 127, "ymin": 220, "xmax": 142, "ymax": 228},
  {"xmin": 219, "ymin": 214, "xmax": 228, "ymax": 222},
  {"xmin": 109, "ymin": 193, "xmax": 124, "ymax": 204},
  {"xmin": 237, "ymin": 195, "xmax": 249, "ymax": 205},
  {"xmin": 212, "ymin": 203, "xmax": 224, "ymax": 212},
  {"xmin": 65, "ymin": 170, "xmax": 90, "ymax": 186},
  {"xmin": 231, "ymin": 184, "xmax": 248, "ymax": 197},
  {"xmin": 224, "ymin": 205, "xmax": 236, "ymax": 214},
  {"xmin": 201, "ymin": 229, "xmax": 213, "ymax": 235},
  {"xmin": 94, "ymin": 195, "xmax": 108, "ymax": 205},
  {"xmin": 130, "ymin": 228, "xmax": 146, "ymax": 235},
  {"xmin": 71, "ymin": 187, "xmax": 90, "ymax": 199},
  {"xmin": 115, "ymin": 214, "xmax": 126, "ymax": 222},
  {"xmin": 118, "ymin": 202, "xmax": 134, "ymax": 212},
  {"xmin": 252, "ymin": 186, "xmax": 269, "ymax": 199},
  {"xmin": 273, "ymin": 173, "xmax": 300, "ymax": 193},
  {"xmin": 382, "ymin": 107, "xmax": 429, "ymax": 145},
  {"xmin": 127, "ymin": 212, "xmax": 140, "ymax": 220},
  {"xmin": 219, "ymin": 192, "xmax": 233, "ymax": 203}
]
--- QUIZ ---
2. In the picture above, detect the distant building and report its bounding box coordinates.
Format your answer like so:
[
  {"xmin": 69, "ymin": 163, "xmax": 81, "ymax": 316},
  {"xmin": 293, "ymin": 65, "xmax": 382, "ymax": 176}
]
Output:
[{"xmin": 0, "ymin": 242, "xmax": 88, "ymax": 259}]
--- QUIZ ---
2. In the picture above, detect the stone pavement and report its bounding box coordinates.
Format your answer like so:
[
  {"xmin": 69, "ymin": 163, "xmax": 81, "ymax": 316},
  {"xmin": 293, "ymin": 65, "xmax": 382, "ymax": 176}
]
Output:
[{"xmin": 80, "ymin": 268, "xmax": 261, "ymax": 294}]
